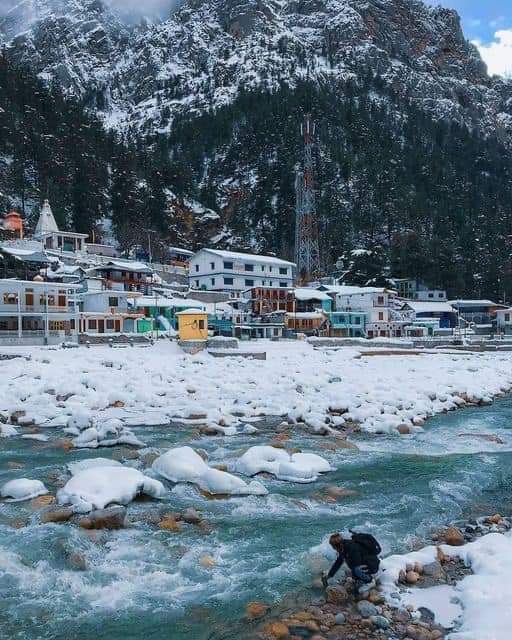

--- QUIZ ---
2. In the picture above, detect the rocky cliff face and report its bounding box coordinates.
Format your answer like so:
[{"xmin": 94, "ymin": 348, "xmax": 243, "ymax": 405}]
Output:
[
  {"xmin": 2, "ymin": 0, "xmax": 511, "ymax": 138},
  {"xmin": 2, "ymin": 0, "xmax": 512, "ymax": 299}
]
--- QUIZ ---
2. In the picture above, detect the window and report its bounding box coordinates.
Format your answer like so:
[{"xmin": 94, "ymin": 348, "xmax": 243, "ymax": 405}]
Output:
[
  {"xmin": 279, "ymin": 267, "xmax": 288, "ymax": 275},
  {"xmin": 245, "ymin": 279, "xmax": 254, "ymax": 287},
  {"xmin": 198, "ymin": 319, "xmax": 205, "ymax": 330},
  {"xmin": 279, "ymin": 282, "xmax": 287, "ymax": 288},
  {"xmin": 355, "ymin": 317, "xmax": 361, "ymax": 325},
  {"xmin": 262, "ymin": 280, "xmax": 266, "ymax": 286},
  {"xmin": 339, "ymin": 315, "xmax": 345, "ymax": 323},
  {"xmin": 269, "ymin": 281, "xmax": 273, "ymax": 286},
  {"xmin": 224, "ymin": 277, "xmax": 234, "ymax": 285},
  {"xmin": 211, "ymin": 278, "xmax": 215, "ymax": 286},
  {"xmin": 25, "ymin": 289, "xmax": 34, "ymax": 306},
  {"xmin": 428, "ymin": 293, "xmax": 434, "ymax": 298},
  {"xmin": 106, "ymin": 320, "xmax": 115, "ymax": 330},
  {"xmin": 269, "ymin": 266, "xmax": 273, "ymax": 272},
  {"xmin": 244, "ymin": 264, "xmax": 254, "ymax": 272},
  {"xmin": 378, "ymin": 312, "xmax": 384, "ymax": 321},
  {"xmin": 58, "ymin": 290, "xmax": 66, "ymax": 307},
  {"xmin": 3, "ymin": 292, "xmax": 18, "ymax": 304},
  {"xmin": 210, "ymin": 262, "xmax": 215, "ymax": 269},
  {"xmin": 261, "ymin": 265, "xmax": 265, "ymax": 271},
  {"xmin": 377, "ymin": 296, "xmax": 384, "ymax": 305},
  {"xmin": 70, "ymin": 319, "xmax": 75, "ymax": 330},
  {"xmin": 195, "ymin": 280, "xmax": 200, "ymax": 288},
  {"xmin": 439, "ymin": 293, "xmax": 444, "ymax": 298},
  {"xmin": 89, "ymin": 320, "xmax": 97, "ymax": 330},
  {"xmin": 505, "ymin": 313, "xmax": 510, "ymax": 322},
  {"xmin": 109, "ymin": 297, "xmax": 119, "ymax": 307},
  {"xmin": 47, "ymin": 295, "xmax": 56, "ymax": 306},
  {"xmin": 223, "ymin": 261, "xmax": 233, "ymax": 270},
  {"xmin": 195, "ymin": 264, "xmax": 199, "ymax": 272}
]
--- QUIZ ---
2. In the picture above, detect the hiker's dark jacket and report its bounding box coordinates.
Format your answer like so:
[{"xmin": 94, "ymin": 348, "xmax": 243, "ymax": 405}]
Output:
[{"xmin": 327, "ymin": 540, "xmax": 379, "ymax": 578}]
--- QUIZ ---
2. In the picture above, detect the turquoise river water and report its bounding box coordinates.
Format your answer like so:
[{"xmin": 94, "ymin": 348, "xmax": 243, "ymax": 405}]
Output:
[{"xmin": 1, "ymin": 398, "xmax": 512, "ymax": 639}]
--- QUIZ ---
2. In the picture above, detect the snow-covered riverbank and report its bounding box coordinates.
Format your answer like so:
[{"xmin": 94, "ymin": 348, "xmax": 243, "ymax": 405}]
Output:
[{"xmin": 1, "ymin": 341, "xmax": 512, "ymax": 439}]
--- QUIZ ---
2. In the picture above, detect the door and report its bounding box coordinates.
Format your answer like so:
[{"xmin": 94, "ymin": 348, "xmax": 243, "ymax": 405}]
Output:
[
  {"xmin": 114, "ymin": 320, "xmax": 121, "ymax": 333},
  {"xmin": 98, "ymin": 319, "xmax": 105, "ymax": 334}
]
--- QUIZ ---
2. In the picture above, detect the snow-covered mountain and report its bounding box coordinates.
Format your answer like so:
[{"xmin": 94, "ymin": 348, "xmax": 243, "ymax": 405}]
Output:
[
  {"xmin": 2, "ymin": 0, "xmax": 511, "ymax": 138},
  {"xmin": 2, "ymin": 0, "xmax": 512, "ymax": 299}
]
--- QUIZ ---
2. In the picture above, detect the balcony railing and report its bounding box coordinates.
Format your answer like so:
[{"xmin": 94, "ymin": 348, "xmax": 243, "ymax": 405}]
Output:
[{"xmin": 0, "ymin": 305, "xmax": 71, "ymax": 314}]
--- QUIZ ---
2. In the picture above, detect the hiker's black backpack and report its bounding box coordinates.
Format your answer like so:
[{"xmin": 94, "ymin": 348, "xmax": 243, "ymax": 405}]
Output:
[{"xmin": 351, "ymin": 532, "xmax": 381, "ymax": 573}]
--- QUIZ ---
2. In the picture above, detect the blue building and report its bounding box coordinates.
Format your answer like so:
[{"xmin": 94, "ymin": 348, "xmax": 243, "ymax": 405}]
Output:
[{"xmin": 328, "ymin": 311, "xmax": 367, "ymax": 337}]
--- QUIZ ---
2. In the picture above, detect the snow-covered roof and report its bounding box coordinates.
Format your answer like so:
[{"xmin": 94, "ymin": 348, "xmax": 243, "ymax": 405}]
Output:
[
  {"xmin": 176, "ymin": 308, "xmax": 208, "ymax": 315},
  {"xmin": 407, "ymin": 301, "xmax": 455, "ymax": 314},
  {"xmin": 96, "ymin": 260, "xmax": 153, "ymax": 273},
  {"xmin": 0, "ymin": 246, "xmax": 49, "ymax": 263},
  {"xmin": 449, "ymin": 299, "xmax": 500, "ymax": 307},
  {"xmin": 294, "ymin": 287, "xmax": 331, "ymax": 301},
  {"xmin": 168, "ymin": 246, "xmax": 193, "ymax": 256},
  {"xmin": 34, "ymin": 200, "xmax": 59, "ymax": 237},
  {"xmin": 129, "ymin": 296, "xmax": 203, "ymax": 308},
  {"xmin": 197, "ymin": 248, "xmax": 295, "ymax": 267},
  {"xmin": 322, "ymin": 285, "xmax": 393, "ymax": 296},
  {"xmin": 80, "ymin": 290, "xmax": 141, "ymax": 298}
]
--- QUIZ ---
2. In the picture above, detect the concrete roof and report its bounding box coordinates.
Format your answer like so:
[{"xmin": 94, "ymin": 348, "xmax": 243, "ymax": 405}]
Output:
[{"xmin": 197, "ymin": 248, "xmax": 295, "ymax": 267}]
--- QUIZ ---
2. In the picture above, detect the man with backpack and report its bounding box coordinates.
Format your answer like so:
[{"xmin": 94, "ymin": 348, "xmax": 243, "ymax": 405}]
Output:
[{"xmin": 321, "ymin": 531, "xmax": 382, "ymax": 592}]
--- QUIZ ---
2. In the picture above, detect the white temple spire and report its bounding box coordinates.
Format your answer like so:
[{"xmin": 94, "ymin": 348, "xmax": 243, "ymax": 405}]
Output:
[{"xmin": 34, "ymin": 199, "xmax": 59, "ymax": 237}]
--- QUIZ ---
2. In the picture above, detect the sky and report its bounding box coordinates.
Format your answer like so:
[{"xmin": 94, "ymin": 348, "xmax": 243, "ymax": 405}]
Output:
[{"xmin": 426, "ymin": 0, "xmax": 512, "ymax": 77}]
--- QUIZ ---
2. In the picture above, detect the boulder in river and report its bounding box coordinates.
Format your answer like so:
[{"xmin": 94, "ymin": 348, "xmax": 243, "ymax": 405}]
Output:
[
  {"xmin": 41, "ymin": 507, "xmax": 74, "ymax": 524},
  {"xmin": 357, "ymin": 600, "xmax": 378, "ymax": 618},
  {"xmin": 325, "ymin": 585, "xmax": 349, "ymax": 604},
  {"xmin": 245, "ymin": 601, "xmax": 270, "ymax": 619},
  {"xmin": 79, "ymin": 506, "xmax": 127, "ymax": 530},
  {"xmin": 261, "ymin": 621, "xmax": 289, "ymax": 639},
  {"xmin": 444, "ymin": 526, "xmax": 465, "ymax": 546}
]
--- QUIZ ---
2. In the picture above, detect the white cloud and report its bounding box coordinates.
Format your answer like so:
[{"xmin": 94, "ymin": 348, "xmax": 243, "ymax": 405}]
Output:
[{"xmin": 473, "ymin": 30, "xmax": 512, "ymax": 78}]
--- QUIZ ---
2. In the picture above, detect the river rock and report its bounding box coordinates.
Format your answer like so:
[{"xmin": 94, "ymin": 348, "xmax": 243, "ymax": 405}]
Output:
[
  {"xmin": 79, "ymin": 506, "xmax": 127, "ymax": 530},
  {"xmin": 324, "ymin": 486, "xmax": 357, "ymax": 499},
  {"xmin": 334, "ymin": 613, "xmax": 346, "ymax": 625},
  {"xmin": 357, "ymin": 600, "xmax": 378, "ymax": 618},
  {"xmin": 200, "ymin": 554, "xmax": 216, "ymax": 568},
  {"xmin": 397, "ymin": 424, "xmax": 411, "ymax": 435},
  {"xmin": 159, "ymin": 515, "xmax": 181, "ymax": 532},
  {"xmin": 486, "ymin": 513, "xmax": 503, "ymax": 525},
  {"xmin": 444, "ymin": 526, "xmax": 465, "ymax": 546},
  {"xmin": 41, "ymin": 507, "xmax": 74, "ymax": 524},
  {"xmin": 405, "ymin": 624, "xmax": 433, "ymax": 640},
  {"xmin": 422, "ymin": 561, "xmax": 444, "ymax": 578},
  {"xmin": 325, "ymin": 586, "xmax": 349, "ymax": 604},
  {"xmin": 261, "ymin": 621, "xmax": 289, "ymax": 639},
  {"xmin": 66, "ymin": 551, "xmax": 87, "ymax": 571},
  {"xmin": 406, "ymin": 570, "xmax": 420, "ymax": 584},
  {"xmin": 31, "ymin": 495, "xmax": 55, "ymax": 509},
  {"xmin": 10, "ymin": 410, "xmax": 26, "ymax": 424},
  {"xmin": 246, "ymin": 601, "xmax": 270, "ymax": 619},
  {"xmin": 371, "ymin": 615, "xmax": 390, "ymax": 629},
  {"xmin": 181, "ymin": 508, "xmax": 202, "ymax": 525}
]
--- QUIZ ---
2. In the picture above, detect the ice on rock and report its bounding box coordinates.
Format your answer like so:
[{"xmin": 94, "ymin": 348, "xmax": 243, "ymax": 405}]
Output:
[
  {"xmin": 71, "ymin": 418, "xmax": 145, "ymax": 449},
  {"xmin": 197, "ymin": 468, "xmax": 267, "ymax": 496},
  {"xmin": 152, "ymin": 447, "xmax": 208, "ymax": 483},
  {"xmin": 236, "ymin": 446, "xmax": 333, "ymax": 483},
  {"xmin": 152, "ymin": 446, "xmax": 268, "ymax": 496},
  {"xmin": 67, "ymin": 409, "xmax": 93, "ymax": 431},
  {"xmin": 67, "ymin": 457, "xmax": 123, "ymax": 476},
  {"xmin": 0, "ymin": 424, "xmax": 18, "ymax": 437},
  {"xmin": 1, "ymin": 479, "xmax": 48, "ymax": 502},
  {"xmin": 57, "ymin": 466, "xmax": 166, "ymax": 513}
]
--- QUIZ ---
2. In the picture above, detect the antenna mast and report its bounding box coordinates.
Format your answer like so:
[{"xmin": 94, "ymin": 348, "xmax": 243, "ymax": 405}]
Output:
[{"xmin": 294, "ymin": 114, "xmax": 321, "ymax": 284}]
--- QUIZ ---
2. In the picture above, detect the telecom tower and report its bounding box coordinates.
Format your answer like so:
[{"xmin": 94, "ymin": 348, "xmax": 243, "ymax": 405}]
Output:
[{"xmin": 295, "ymin": 114, "xmax": 321, "ymax": 284}]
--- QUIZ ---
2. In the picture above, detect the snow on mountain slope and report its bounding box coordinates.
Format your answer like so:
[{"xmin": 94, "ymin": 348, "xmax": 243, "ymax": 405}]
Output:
[{"xmin": 1, "ymin": 0, "xmax": 511, "ymax": 139}]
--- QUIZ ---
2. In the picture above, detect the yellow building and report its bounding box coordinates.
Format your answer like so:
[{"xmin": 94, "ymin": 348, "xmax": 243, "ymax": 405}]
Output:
[{"xmin": 176, "ymin": 309, "xmax": 208, "ymax": 341}]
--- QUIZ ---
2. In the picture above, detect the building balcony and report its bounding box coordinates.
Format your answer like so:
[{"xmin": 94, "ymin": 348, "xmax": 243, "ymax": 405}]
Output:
[{"xmin": 0, "ymin": 305, "xmax": 72, "ymax": 314}]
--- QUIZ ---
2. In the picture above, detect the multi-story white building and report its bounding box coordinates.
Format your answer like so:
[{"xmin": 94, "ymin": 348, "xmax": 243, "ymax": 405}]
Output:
[
  {"xmin": 189, "ymin": 249, "xmax": 295, "ymax": 294},
  {"xmin": 324, "ymin": 285, "xmax": 408, "ymax": 338},
  {"xmin": 0, "ymin": 279, "xmax": 80, "ymax": 345}
]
